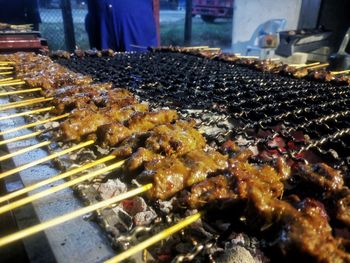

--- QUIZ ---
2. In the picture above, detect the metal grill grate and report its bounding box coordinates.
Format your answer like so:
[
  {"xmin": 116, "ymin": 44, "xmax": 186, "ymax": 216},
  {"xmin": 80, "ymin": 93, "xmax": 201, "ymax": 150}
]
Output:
[{"xmin": 55, "ymin": 51, "xmax": 350, "ymax": 175}]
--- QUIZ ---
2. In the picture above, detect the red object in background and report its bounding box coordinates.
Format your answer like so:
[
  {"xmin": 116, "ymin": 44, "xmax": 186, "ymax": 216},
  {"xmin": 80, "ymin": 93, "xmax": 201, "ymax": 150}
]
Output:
[
  {"xmin": 0, "ymin": 31, "xmax": 48, "ymax": 53},
  {"xmin": 192, "ymin": 0, "xmax": 233, "ymax": 23},
  {"xmin": 153, "ymin": 0, "xmax": 160, "ymax": 46}
]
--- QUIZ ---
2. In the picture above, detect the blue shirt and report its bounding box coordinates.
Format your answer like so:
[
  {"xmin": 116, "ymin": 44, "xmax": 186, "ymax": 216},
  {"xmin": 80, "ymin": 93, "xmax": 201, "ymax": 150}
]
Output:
[{"xmin": 86, "ymin": 0, "xmax": 158, "ymax": 51}]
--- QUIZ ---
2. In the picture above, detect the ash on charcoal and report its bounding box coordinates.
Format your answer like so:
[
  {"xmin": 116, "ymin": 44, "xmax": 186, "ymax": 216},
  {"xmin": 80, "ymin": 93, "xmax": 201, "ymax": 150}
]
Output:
[
  {"xmin": 214, "ymin": 246, "xmax": 256, "ymax": 263},
  {"xmin": 97, "ymin": 179, "xmax": 127, "ymax": 200}
]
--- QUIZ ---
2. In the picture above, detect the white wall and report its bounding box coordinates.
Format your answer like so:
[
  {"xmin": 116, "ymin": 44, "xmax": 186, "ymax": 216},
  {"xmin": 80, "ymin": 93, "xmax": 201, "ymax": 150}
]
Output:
[{"xmin": 231, "ymin": 0, "xmax": 302, "ymax": 54}]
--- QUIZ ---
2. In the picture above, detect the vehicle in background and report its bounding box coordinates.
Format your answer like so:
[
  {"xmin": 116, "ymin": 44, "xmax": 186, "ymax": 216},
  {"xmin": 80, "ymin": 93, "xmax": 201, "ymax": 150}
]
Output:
[{"xmin": 192, "ymin": 0, "xmax": 233, "ymax": 23}]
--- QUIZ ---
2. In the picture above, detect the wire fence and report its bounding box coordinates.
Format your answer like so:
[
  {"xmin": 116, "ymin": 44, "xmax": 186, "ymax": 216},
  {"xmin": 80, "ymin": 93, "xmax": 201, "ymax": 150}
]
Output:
[
  {"xmin": 38, "ymin": 0, "xmax": 89, "ymax": 50},
  {"xmin": 37, "ymin": 0, "xmax": 232, "ymax": 51}
]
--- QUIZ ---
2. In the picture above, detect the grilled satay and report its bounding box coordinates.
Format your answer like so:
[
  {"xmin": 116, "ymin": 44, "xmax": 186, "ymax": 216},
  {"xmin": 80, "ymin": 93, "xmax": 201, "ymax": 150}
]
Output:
[
  {"xmin": 293, "ymin": 163, "xmax": 350, "ymax": 228},
  {"xmin": 183, "ymin": 158, "xmax": 350, "ymax": 262},
  {"xmin": 108, "ymin": 120, "xmax": 207, "ymax": 177},
  {"xmin": 135, "ymin": 148, "xmax": 228, "ymax": 200},
  {"xmin": 51, "ymin": 88, "xmax": 136, "ymax": 114},
  {"xmin": 95, "ymin": 110, "xmax": 185, "ymax": 149},
  {"xmin": 102, "ymin": 119, "xmax": 205, "ymax": 151},
  {"xmin": 59, "ymin": 103, "xmax": 150, "ymax": 141},
  {"xmin": 50, "ymin": 50, "xmax": 71, "ymax": 60},
  {"xmin": 42, "ymin": 82, "xmax": 113, "ymax": 98},
  {"xmin": 308, "ymin": 69, "xmax": 335, "ymax": 82},
  {"xmin": 5, "ymin": 53, "xmax": 93, "ymax": 90},
  {"xmin": 59, "ymin": 108, "xmax": 178, "ymax": 142},
  {"xmin": 254, "ymin": 60, "xmax": 283, "ymax": 73}
]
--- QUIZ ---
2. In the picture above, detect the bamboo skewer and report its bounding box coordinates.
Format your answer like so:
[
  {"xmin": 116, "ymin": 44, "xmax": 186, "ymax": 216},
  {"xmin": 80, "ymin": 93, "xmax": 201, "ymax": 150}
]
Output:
[
  {"xmin": 0, "ymin": 183, "xmax": 151, "ymax": 247},
  {"xmin": 105, "ymin": 212, "xmax": 202, "ymax": 263},
  {"xmin": 0, "ymin": 97, "xmax": 53, "ymax": 111},
  {"xmin": 0, "ymin": 113, "xmax": 68, "ymax": 136},
  {"xmin": 0, "ymin": 97, "xmax": 47, "ymax": 107},
  {"xmin": 0, "ymin": 131, "xmax": 43, "ymax": 146},
  {"xmin": 237, "ymin": 55, "xmax": 259, "ymax": 59},
  {"xmin": 185, "ymin": 46, "xmax": 209, "ymax": 49},
  {"xmin": 0, "ymin": 72, "xmax": 14, "ymax": 76},
  {"xmin": 0, "ymin": 81, "xmax": 24, "ymax": 87},
  {"xmin": 0, "ymin": 67, "xmax": 14, "ymax": 70},
  {"xmin": 0, "ymin": 106, "xmax": 54, "ymax": 121},
  {"xmin": 0, "ymin": 139, "xmax": 94, "ymax": 180},
  {"xmin": 307, "ymin": 63, "xmax": 329, "ymax": 70},
  {"xmin": 0, "ymin": 155, "xmax": 116, "ymax": 203},
  {"xmin": 294, "ymin": 62, "xmax": 320, "ymax": 69},
  {"xmin": 0, "ymin": 77, "xmax": 14, "ymax": 82},
  {"xmin": 330, "ymin": 69, "xmax": 350, "ymax": 75},
  {"xmin": 0, "ymin": 87, "xmax": 42, "ymax": 96},
  {"xmin": 0, "ymin": 159, "xmax": 125, "ymax": 214},
  {"xmin": 0, "ymin": 79, "xmax": 23, "ymax": 84},
  {"xmin": 0, "ymin": 141, "xmax": 51, "ymax": 162}
]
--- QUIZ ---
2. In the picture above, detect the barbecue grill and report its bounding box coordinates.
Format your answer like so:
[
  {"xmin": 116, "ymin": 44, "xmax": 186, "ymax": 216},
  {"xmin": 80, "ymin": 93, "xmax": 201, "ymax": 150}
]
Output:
[
  {"xmin": 56, "ymin": 51, "xmax": 350, "ymax": 174},
  {"xmin": 0, "ymin": 48, "xmax": 350, "ymax": 262}
]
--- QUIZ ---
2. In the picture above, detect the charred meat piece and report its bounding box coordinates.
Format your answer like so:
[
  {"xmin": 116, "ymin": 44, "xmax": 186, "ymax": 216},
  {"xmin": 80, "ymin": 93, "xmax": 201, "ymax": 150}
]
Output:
[
  {"xmin": 185, "ymin": 155, "xmax": 284, "ymax": 209},
  {"xmin": 111, "ymin": 133, "xmax": 151, "ymax": 159},
  {"xmin": 112, "ymin": 120, "xmax": 207, "ymax": 175},
  {"xmin": 250, "ymin": 189, "xmax": 350, "ymax": 262},
  {"xmin": 51, "ymin": 89, "xmax": 136, "ymax": 114},
  {"xmin": 97, "ymin": 123, "xmax": 132, "ymax": 147},
  {"xmin": 336, "ymin": 193, "xmax": 350, "ymax": 226},
  {"xmin": 127, "ymin": 109, "xmax": 178, "ymax": 132},
  {"xmin": 42, "ymin": 82, "xmax": 113, "ymax": 98},
  {"xmin": 186, "ymin": 175, "xmax": 236, "ymax": 208},
  {"xmin": 98, "ymin": 109, "xmax": 182, "ymax": 148},
  {"xmin": 50, "ymin": 50, "xmax": 71, "ymax": 59},
  {"xmin": 144, "ymin": 120, "xmax": 206, "ymax": 156},
  {"xmin": 308, "ymin": 70, "xmax": 335, "ymax": 82},
  {"xmin": 59, "ymin": 103, "xmax": 148, "ymax": 141},
  {"xmin": 296, "ymin": 163, "xmax": 344, "ymax": 193},
  {"xmin": 254, "ymin": 60, "xmax": 282, "ymax": 73},
  {"xmin": 184, "ymin": 158, "xmax": 350, "ymax": 262},
  {"xmin": 123, "ymin": 147, "xmax": 162, "ymax": 178},
  {"xmin": 137, "ymin": 149, "xmax": 228, "ymax": 200}
]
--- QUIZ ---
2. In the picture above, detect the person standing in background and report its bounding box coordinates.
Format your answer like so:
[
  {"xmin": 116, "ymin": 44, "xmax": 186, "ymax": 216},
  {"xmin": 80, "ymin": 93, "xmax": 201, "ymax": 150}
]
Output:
[
  {"xmin": 86, "ymin": 0, "xmax": 159, "ymax": 51},
  {"xmin": 0, "ymin": 0, "xmax": 41, "ymax": 31}
]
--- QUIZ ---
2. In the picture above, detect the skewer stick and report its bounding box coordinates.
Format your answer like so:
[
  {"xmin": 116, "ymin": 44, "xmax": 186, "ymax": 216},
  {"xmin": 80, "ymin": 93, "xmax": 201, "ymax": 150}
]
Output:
[
  {"xmin": 330, "ymin": 69, "xmax": 350, "ymax": 75},
  {"xmin": 0, "ymin": 67, "xmax": 14, "ymax": 70},
  {"xmin": 0, "ymin": 77, "xmax": 14, "ymax": 82},
  {"xmin": 0, "ymin": 97, "xmax": 47, "ymax": 107},
  {"xmin": 0, "ymin": 155, "xmax": 116, "ymax": 203},
  {"xmin": 0, "ymin": 183, "xmax": 151, "ymax": 247},
  {"xmin": 0, "ymin": 141, "xmax": 51, "ymax": 162},
  {"xmin": 0, "ymin": 79, "xmax": 23, "ymax": 84},
  {"xmin": 0, "ymin": 139, "xmax": 94, "ymax": 180},
  {"xmin": 105, "ymin": 212, "xmax": 202, "ymax": 263},
  {"xmin": 237, "ymin": 55, "xmax": 259, "ymax": 59},
  {"xmin": 0, "ymin": 62, "xmax": 15, "ymax": 65},
  {"xmin": 0, "ymin": 97, "xmax": 53, "ymax": 111},
  {"xmin": 185, "ymin": 46, "xmax": 209, "ymax": 49},
  {"xmin": 0, "ymin": 113, "xmax": 68, "ymax": 136},
  {"xmin": 0, "ymin": 88, "xmax": 42, "ymax": 96},
  {"xmin": 0, "ymin": 106, "xmax": 53, "ymax": 121},
  {"xmin": 0, "ymin": 81, "xmax": 25, "ymax": 87},
  {"xmin": 0, "ymin": 72, "xmax": 14, "ymax": 76},
  {"xmin": 0, "ymin": 159, "xmax": 125, "ymax": 214},
  {"xmin": 294, "ymin": 62, "xmax": 320, "ymax": 69},
  {"xmin": 0, "ymin": 131, "xmax": 43, "ymax": 146},
  {"xmin": 202, "ymin": 48, "xmax": 221, "ymax": 51},
  {"xmin": 307, "ymin": 63, "xmax": 329, "ymax": 70}
]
